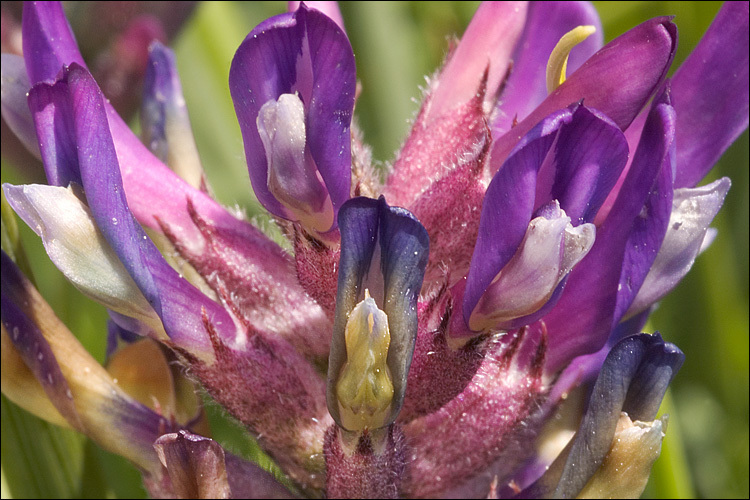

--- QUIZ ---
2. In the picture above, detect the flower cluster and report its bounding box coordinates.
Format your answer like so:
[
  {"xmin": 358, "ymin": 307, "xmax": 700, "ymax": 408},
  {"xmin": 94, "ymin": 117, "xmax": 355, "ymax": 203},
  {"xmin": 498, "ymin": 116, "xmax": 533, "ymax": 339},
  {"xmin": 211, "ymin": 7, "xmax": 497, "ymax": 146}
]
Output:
[{"xmin": 1, "ymin": 1, "xmax": 747, "ymax": 498}]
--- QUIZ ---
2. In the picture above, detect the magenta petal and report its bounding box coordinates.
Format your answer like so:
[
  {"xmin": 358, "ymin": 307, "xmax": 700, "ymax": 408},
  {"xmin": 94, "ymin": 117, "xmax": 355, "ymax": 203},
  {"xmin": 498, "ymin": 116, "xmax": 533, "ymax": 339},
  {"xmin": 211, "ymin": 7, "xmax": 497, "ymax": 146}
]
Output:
[
  {"xmin": 672, "ymin": 2, "xmax": 750, "ymax": 188},
  {"xmin": 22, "ymin": 1, "xmax": 86, "ymax": 84},
  {"xmin": 491, "ymin": 16, "xmax": 677, "ymax": 169},
  {"xmin": 230, "ymin": 3, "xmax": 355, "ymax": 228},
  {"xmin": 426, "ymin": 1, "xmax": 527, "ymax": 122},
  {"xmin": 493, "ymin": 1, "xmax": 603, "ymax": 136}
]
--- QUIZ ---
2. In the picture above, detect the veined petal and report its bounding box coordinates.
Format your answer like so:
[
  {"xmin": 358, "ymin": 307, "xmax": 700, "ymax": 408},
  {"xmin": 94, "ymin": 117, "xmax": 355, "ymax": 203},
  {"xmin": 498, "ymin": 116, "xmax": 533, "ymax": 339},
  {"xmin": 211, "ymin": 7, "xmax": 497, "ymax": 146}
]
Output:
[
  {"xmin": 21, "ymin": 0, "xmax": 281, "ymax": 281},
  {"xmin": 463, "ymin": 104, "xmax": 625, "ymax": 336},
  {"xmin": 327, "ymin": 196, "xmax": 428, "ymax": 431},
  {"xmin": 288, "ymin": 1, "xmax": 346, "ymax": 34},
  {"xmin": 26, "ymin": 63, "xmax": 241, "ymax": 359},
  {"xmin": 141, "ymin": 41, "xmax": 204, "ymax": 189},
  {"xmin": 426, "ymin": 1, "xmax": 527, "ymax": 122},
  {"xmin": 154, "ymin": 431, "xmax": 231, "ymax": 499},
  {"xmin": 1, "ymin": 54, "xmax": 40, "ymax": 158},
  {"xmin": 626, "ymin": 177, "xmax": 731, "ymax": 318},
  {"xmin": 491, "ymin": 16, "xmax": 676, "ymax": 169},
  {"xmin": 672, "ymin": 2, "xmax": 749, "ymax": 188},
  {"xmin": 493, "ymin": 1, "xmax": 603, "ymax": 136},
  {"xmin": 230, "ymin": 3, "xmax": 355, "ymax": 233},
  {"xmin": 2, "ymin": 183, "xmax": 162, "ymax": 332}
]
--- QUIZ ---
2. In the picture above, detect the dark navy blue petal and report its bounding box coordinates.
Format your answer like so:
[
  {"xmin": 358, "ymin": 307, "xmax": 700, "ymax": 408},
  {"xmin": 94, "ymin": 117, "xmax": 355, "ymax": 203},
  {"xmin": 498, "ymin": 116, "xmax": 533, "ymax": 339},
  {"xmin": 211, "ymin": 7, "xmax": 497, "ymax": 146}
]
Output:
[
  {"xmin": 550, "ymin": 333, "xmax": 684, "ymax": 498},
  {"xmin": 327, "ymin": 196, "xmax": 428, "ymax": 429}
]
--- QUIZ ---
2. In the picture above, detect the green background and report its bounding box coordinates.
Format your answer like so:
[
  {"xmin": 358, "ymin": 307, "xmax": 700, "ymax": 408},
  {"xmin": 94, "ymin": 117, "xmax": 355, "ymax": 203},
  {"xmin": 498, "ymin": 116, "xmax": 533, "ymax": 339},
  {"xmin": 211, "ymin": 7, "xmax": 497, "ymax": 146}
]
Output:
[{"xmin": 1, "ymin": 2, "xmax": 747, "ymax": 498}]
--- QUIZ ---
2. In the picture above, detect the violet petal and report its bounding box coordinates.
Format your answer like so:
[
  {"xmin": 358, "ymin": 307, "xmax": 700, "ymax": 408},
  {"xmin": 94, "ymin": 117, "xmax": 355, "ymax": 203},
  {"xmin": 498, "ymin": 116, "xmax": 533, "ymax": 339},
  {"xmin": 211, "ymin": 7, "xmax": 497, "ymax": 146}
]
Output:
[
  {"xmin": 542, "ymin": 90, "xmax": 676, "ymax": 373},
  {"xmin": 672, "ymin": 2, "xmax": 749, "ymax": 188},
  {"xmin": 230, "ymin": 3, "xmax": 354, "ymax": 229},
  {"xmin": 141, "ymin": 41, "xmax": 203, "ymax": 189},
  {"xmin": 464, "ymin": 107, "xmax": 574, "ymax": 330},
  {"xmin": 22, "ymin": 1, "xmax": 86, "ymax": 84}
]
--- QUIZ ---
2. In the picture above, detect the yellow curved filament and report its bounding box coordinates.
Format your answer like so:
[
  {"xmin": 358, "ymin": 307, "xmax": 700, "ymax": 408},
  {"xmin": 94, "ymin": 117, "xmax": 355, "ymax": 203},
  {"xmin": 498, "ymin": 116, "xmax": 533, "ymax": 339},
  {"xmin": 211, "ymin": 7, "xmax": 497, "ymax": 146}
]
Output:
[
  {"xmin": 546, "ymin": 25, "xmax": 597, "ymax": 94},
  {"xmin": 336, "ymin": 289, "xmax": 394, "ymax": 431}
]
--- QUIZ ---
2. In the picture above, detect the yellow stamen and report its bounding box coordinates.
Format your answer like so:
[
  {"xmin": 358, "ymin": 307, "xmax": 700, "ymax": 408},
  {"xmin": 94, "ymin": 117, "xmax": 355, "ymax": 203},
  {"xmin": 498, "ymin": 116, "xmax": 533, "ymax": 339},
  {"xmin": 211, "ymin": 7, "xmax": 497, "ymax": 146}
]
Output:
[
  {"xmin": 335, "ymin": 288, "xmax": 394, "ymax": 431},
  {"xmin": 546, "ymin": 25, "xmax": 597, "ymax": 94}
]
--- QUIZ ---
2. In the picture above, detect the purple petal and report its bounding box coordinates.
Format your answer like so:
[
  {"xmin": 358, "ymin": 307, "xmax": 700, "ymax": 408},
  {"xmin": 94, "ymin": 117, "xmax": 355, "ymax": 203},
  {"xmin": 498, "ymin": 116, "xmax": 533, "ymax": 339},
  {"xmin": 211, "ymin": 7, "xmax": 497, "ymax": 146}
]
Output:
[
  {"xmin": 22, "ymin": 1, "xmax": 86, "ymax": 84},
  {"xmin": 1, "ymin": 54, "xmax": 40, "ymax": 158},
  {"xmin": 154, "ymin": 430, "xmax": 231, "ymax": 499},
  {"xmin": 22, "ymin": 0, "xmax": 271, "ymax": 265},
  {"xmin": 672, "ymin": 2, "xmax": 749, "ymax": 188},
  {"xmin": 1, "ymin": 252, "xmax": 83, "ymax": 431},
  {"xmin": 141, "ymin": 41, "xmax": 203, "ymax": 188},
  {"xmin": 493, "ymin": 1, "xmax": 603, "ymax": 136},
  {"xmin": 230, "ymin": 3, "xmax": 355, "ymax": 229},
  {"xmin": 288, "ymin": 1, "xmax": 346, "ymax": 34},
  {"xmin": 491, "ymin": 16, "xmax": 677, "ymax": 169},
  {"xmin": 537, "ymin": 105, "xmax": 628, "ymax": 225},
  {"xmin": 542, "ymin": 91, "xmax": 676, "ymax": 373},
  {"xmin": 27, "ymin": 76, "xmax": 80, "ymax": 186},
  {"xmin": 463, "ymin": 108, "xmax": 574, "ymax": 330},
  {"xmin": 626, "ymin": 177, "xmax": 731, "ymax": 317},
  {"xmin": 32, "ymin": 64, "xmax": 237, "ymax": 357},
  {"xmin": 327, "ymin": 196, "xmax": 429, "ymax": 429},
  {"xmin": 549, "ymin": 333, "xmax": 683, "ymax": 498}
]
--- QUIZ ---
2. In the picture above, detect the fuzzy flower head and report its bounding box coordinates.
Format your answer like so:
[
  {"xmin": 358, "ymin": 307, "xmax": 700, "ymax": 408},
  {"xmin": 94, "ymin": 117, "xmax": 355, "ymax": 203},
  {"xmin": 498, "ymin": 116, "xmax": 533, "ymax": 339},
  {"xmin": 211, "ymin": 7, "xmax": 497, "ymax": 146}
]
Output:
[{"xmin": 1, "ymin": 1, "xmax": 748, "ymax": 499}]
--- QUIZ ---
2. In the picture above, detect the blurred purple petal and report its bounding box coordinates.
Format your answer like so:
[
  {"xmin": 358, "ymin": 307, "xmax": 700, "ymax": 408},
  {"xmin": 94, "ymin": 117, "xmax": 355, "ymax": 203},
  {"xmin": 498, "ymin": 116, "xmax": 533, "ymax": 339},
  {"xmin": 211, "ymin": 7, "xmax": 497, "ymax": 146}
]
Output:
[
  {"xmin": 672, "ymin": 2, "xmax": 749, "ymax": 188},
  {"xmin": 141, "ymin": 41, "xmax": 203, "ymax": 188},
  {"xmin": 494, "ymin": 1, "xmax": 603, "ymax": 136},
  {"xmin": 427, "ymin": 1, "xmax": 527, "ymax": 122},
  {"xmin": 1, "ymin": 54, "xmax": 40, "ymax": 158}
]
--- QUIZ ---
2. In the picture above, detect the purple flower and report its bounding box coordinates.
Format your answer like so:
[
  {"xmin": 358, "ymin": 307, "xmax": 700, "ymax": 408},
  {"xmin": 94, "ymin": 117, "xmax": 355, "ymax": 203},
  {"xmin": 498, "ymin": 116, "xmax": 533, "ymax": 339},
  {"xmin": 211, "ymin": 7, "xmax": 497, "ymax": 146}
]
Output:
[{"xmin": 1, "ymin": 1, "xmax": 747, "ymax": 498}]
